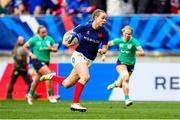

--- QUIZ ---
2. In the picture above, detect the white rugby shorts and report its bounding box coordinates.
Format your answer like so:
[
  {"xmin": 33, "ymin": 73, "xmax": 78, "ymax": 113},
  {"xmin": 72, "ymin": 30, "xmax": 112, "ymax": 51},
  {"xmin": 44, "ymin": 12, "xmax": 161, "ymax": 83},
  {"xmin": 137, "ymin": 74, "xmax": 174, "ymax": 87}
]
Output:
[{"xmin": 71, "ymin": 51, "xmax": 93, "ymax": 67}]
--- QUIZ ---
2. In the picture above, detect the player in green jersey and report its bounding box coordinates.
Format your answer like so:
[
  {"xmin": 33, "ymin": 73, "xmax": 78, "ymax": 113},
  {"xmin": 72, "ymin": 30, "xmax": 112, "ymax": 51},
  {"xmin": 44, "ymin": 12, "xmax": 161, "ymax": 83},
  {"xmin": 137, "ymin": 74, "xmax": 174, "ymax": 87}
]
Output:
[
  {"xmin": 23, "ymin": 25, "xmax": 58, "ymax": 105},
  {"xmin": 107, "ymin": 25, "xmax": 144, "ymax": 106}
]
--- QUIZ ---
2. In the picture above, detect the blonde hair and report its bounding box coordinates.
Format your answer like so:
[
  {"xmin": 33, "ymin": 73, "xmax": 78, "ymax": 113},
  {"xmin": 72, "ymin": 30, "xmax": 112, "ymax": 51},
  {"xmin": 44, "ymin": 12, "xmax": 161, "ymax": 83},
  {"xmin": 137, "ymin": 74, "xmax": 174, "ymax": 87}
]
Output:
[{"xmin": 122, "ymin": 25, "xmax": 133, "ymax": 33}]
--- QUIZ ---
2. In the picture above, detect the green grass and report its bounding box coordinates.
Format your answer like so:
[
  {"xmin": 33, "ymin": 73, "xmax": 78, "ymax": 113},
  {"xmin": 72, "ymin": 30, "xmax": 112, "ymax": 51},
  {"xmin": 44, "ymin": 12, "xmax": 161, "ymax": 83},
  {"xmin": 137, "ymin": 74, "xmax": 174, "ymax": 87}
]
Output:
[{"xmin": 0, "ymin": 100, "xmax": 180, "ymax": 119}]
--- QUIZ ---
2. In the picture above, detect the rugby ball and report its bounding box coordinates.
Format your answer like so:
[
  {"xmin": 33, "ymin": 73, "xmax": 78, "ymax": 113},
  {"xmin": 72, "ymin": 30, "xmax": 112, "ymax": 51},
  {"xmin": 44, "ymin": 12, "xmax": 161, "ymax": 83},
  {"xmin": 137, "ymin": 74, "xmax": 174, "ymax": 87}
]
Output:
[{"xmin": 63, "ymin": 30, "xmax": 78, "ymax": 46}]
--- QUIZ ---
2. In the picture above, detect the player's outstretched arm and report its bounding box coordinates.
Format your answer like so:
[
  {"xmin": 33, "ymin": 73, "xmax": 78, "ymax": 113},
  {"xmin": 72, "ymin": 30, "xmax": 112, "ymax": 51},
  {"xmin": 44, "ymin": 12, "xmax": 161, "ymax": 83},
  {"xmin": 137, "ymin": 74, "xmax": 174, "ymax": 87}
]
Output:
[
  {"xmin": 98, "ymin": 45, "xmax": 108, "ymax": 61},
  {"xmin": 107, "ymin": 41, "xmax": 113, "ymax": 47},
  {"xmin": 48, "ymin": 44, "xmax": 58, "ymax": 52},
  {"xmin": 98, "ymin": 45, "xmax": 108, "ymax": 55},
  {"xmin": 136, "ymin": 47, "xmax": 145, "ymax": 56}
]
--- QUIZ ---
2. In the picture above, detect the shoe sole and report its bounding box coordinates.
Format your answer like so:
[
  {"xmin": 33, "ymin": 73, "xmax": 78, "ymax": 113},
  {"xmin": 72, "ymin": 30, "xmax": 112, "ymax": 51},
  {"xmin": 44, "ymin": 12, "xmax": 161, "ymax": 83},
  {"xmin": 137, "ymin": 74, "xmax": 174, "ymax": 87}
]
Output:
[
  {"xmin": 126, "ymin": 102, "xmax": 133, "ymax": 107},
  {"xmin": 70, "ymin": 107, "xmax": 87, "ymax": 112}
]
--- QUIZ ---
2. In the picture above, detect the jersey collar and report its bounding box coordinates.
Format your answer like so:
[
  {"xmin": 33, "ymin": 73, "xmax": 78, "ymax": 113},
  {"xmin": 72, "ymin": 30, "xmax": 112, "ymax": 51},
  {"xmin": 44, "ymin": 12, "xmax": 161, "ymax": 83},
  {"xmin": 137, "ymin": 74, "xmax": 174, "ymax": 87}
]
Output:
[{"xmin": 122, "ymin": 37, "xmax": 132, "ymax": 42}]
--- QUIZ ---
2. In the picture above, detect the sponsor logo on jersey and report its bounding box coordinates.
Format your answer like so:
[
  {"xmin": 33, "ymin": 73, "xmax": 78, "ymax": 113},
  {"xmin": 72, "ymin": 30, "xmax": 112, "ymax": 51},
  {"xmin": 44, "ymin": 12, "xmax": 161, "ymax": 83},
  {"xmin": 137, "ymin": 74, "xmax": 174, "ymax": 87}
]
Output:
[
  {"xmin": 86, "ymin": 31, "xmax": 90, "ymax": 35},
  {"xmin": 127, "ymin": 44, "xmax": 132, "ymax": 49},
  {"xmin": 98, "ymin": 33, "xmax": 102, "ymax": 38},
  {"xmin": 46, "ymin": 41, "xmax": 50, "ymax": 45},
  {"xmin": 119, "ymin": 44, "xmax": 123, "ymax": 48},
  {"xmin": 84, "ymin": 36, "xmax": 100, "ymax": 43},
  {"xmin": 37, "ymin": 41, "xmax": 41, "ymax": 45}
]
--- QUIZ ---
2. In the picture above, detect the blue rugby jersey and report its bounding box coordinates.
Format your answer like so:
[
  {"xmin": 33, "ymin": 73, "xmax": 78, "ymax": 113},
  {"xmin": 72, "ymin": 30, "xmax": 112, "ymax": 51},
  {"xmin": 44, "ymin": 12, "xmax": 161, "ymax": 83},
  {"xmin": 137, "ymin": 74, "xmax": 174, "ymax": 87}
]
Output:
[{"xmin": 73, "ymin": 22, "xmax": 109, "ymax": 60}]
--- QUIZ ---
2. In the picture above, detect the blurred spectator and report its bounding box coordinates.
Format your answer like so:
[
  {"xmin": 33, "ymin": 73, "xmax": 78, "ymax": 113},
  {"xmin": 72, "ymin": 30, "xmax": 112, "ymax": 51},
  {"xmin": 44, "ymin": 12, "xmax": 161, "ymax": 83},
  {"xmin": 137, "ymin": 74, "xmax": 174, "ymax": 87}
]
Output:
[
  {"xmin": 28, "ymin": 0, "xmax": 55, "ymax": 15},
  {"xmin": 13, "ymin": 3, "xmax": 26, "ymax": 15},
  {"xmin": 132, "ymin": 0, "xmax": 139, "ymax": 13},
  {"xmin": 107, "ymin": 0, "xmax": 121, "ymax": 16},
  {"xmin": 92, "ymin": 0, "xmax": 106, "ymax": 12},
  {"xmin": 3, "ymin": 0, "xmax": 179, "ymax": 16},
  {"xmin": 107, "ymin": 0, "xmax": 134, "ymax": 16},
  {"xmin": 33, "ymin": 5, "xmax": 42, "ymax": 16},
  {"xmin": 137, "ymin": 0, "xmax": 155, "ymax": 13},
  {"xmin": 0, "ymin": 0, "xmax": 11, "ymax": 15},
  {"xmin": 0, "ymin": 0, "xmax": 10, "ymax": 7},
  {"xmin": 42, "ymin": 0, "xmax": 55, "ymax": 14},
  {"xmin": 65, "ymin": 0, "xmax": 73, "ymax": 4},
  {"xmin": 28, "ymin": 0, "xmax": 42, "ymax": 14},
  {"xmin": 66, "ymin": 0, "xmax": 96, "ymax": 17},
  {"xmin": 0, "ymin": 5, "xmax": 7, "ymax": 15},
  {"xmin": 157, "ymin": 0, "xmax": 170, "ymax": 13},
  {"xmin": 170, "ymin": 0, "xmax": 180, "ymax": 14},
  {"xmin": 52, "ymin": 0, "xmax": 68, "ymax": 15}
]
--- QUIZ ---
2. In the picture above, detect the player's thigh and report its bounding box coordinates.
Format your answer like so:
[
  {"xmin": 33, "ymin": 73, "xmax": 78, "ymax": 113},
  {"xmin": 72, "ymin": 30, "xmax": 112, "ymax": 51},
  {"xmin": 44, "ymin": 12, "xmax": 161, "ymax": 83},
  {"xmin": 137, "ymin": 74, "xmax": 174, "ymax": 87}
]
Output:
[
  {"xmin": 38, "ymin": 65, "xmax": 51, "ymax": 75},
  {"xmin": 67, "ymin": 69, "xmax": 80, "ymax": 82},
  {"xmin": 116, "ymin": 64, "xmax": 128, "ymax": 74},
  {"xmin": 116, "ymin": 65, "xmax": 129, "ymax": 80},
  {"xmin": 74, "ymin": 62, "xmax": 90, "ymax": 84},
  {"xmin": 62, "ymin": 69, "xmax": 80, "ymax": 88}
]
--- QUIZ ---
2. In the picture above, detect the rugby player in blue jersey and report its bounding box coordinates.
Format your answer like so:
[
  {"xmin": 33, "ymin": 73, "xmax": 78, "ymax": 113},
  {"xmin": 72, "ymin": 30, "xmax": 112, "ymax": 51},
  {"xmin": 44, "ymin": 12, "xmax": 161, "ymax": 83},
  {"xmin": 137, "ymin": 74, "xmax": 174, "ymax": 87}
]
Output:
[{"xmin": 40, "ymin": 9, "xmax": 109, "ymax": 112}]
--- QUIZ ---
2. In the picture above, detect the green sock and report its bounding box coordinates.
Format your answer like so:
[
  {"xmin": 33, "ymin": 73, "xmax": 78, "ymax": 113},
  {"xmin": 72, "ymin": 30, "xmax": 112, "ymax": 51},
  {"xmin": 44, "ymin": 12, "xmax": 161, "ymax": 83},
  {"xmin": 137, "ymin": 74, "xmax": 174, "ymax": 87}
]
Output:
[
  {"xmin": 48, "ymin": 89, "xmax": 53, "ymax": 96},
  {"xmin": 114, "ymin": 83, "xmax": 117, "ymax": 88},
  {"xmin": 125, "ymin": 95, "xmax": 129, "ymax": 100},
  {"xmin": 28, "ymin": 89, "xmax": 34, "ymax": 96}
]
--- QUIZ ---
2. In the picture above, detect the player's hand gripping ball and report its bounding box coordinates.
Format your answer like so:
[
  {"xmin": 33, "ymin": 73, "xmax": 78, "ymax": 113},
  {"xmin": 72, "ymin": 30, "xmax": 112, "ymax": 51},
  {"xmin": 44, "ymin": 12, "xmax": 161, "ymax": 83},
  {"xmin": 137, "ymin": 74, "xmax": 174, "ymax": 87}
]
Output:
[{"xmin": 63, "ymin": 30, "xmax": 78, "ymax": 46}]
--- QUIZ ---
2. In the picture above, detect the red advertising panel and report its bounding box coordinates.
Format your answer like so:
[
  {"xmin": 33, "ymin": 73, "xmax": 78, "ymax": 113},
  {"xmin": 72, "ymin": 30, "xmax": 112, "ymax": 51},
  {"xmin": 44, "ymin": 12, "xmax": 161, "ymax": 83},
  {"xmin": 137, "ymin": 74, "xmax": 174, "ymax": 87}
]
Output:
[{"xmin": 0, "ymin": 63, "xmax": 58, "ymax": 100}]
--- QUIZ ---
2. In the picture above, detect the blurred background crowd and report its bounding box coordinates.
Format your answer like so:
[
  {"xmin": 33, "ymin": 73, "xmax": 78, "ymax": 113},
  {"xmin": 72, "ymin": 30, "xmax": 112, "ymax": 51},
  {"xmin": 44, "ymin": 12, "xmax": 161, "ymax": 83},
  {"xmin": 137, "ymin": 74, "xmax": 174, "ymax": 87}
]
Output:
[{"xmin": 0, "ymin": 0, "xmax": 180, "ymax": 17}]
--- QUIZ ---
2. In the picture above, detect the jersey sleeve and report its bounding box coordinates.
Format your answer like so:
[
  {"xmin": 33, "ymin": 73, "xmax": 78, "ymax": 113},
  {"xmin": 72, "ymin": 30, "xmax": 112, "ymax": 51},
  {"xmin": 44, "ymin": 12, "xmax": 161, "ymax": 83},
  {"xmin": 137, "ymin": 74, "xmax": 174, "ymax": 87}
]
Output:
[
  {"xmin": 133, "ymin": 38, "xmax": 141, "ymax": 49},
  {"xmin": 73, "ymin": 24, "xmax": 86, "ymax": 33},
  {"xmin": 49, "ymin": 36, "xmax": 56, "ymax": 46},
  {"xmin": 101, "ymin": 30, "xmax": 109, "ymax": 45},
  {"xmin": 112, "ymin": 38, "xmax": 121, "ymax": 45},
  {"xmin": 71, "ymin": 24, "xmax": 86, "ymax": 40},
  {"xmin": 27, "ymin": 37, "xmax": 36, "ymax": 47}
]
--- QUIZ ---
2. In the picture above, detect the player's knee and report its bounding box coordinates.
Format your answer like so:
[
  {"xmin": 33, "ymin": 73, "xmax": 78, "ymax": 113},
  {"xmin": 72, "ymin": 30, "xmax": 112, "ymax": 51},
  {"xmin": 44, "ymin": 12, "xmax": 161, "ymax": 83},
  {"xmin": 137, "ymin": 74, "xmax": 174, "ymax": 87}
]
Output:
[
  {"xmin": 80, "ymin": 74, "xmax": 90, "ymax": 83},
  {"xmin": 82, "ymin": 74, "xmax": 90, "ymax": 81},
  {"xmin": 121, "ymin": 71, "xmax": 129, "ymax": 81},
  {"xmin": 63, "ymin": 84, "xmax": 72, "ymax": 88},
  {"xmin": 122, "ymin": 81, "xmax": 129, "ymax": 89},
  {"xmin": 62, "ymin": 81, "xmax": 73, "ymax": 88},
  {"xmin": 122, "ymin": 75, "xmax": 129, "ymax": 82}
]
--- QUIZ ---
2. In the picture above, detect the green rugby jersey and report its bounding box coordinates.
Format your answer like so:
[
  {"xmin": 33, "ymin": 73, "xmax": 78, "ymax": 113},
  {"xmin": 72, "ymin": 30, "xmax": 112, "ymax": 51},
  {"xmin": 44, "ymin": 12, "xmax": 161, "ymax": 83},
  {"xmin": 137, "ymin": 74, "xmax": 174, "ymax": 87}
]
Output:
[
  {"xmin": 113, "ymin": 37, "xmax": 141, "ymax": 65},
  {"xmin": 27, "ymin": 35, "xmax": 55, "ymax": 62}
]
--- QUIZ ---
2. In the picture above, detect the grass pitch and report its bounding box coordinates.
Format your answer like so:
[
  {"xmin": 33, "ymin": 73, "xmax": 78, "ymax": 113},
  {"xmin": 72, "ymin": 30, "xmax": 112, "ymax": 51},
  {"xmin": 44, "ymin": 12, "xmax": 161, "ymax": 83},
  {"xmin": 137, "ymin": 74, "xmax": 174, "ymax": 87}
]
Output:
[{"xmin": 0, "ymin": 100, "xmax": 180, "ymax": 119}]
